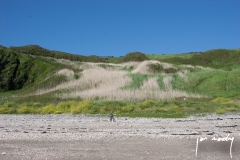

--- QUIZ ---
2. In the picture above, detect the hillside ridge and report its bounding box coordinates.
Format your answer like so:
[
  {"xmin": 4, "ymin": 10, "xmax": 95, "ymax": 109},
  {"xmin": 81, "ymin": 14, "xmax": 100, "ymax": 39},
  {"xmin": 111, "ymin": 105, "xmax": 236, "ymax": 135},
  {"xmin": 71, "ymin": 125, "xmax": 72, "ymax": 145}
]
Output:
[{"xmin": 0, "ymin": 45, "xmax": 240, "ymax": 102}]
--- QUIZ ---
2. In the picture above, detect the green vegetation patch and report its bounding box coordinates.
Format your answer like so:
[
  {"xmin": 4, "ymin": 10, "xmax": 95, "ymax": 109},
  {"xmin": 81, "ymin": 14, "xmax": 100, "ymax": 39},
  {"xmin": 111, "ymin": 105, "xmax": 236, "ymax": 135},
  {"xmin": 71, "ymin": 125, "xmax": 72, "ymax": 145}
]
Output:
[
  {"xmin": 147, "ymin": 49, "xmax": 240, "ymax": 70},
  {"xmin": 1, "ymin": 99, "xmax": 239, "ymax": 118},
  {"xmin": 147, "ymin": 63, "xmax": 177, "ymax": 74},
  {"xmin": 118, "ymin": 52, "xmax": 149, "ymax": 63},
  {"xmin": 123, "ymin": 74, "xmax": 151, "ymax": 89},
  {"xmin": 171, "ymin": 69, "xmax": 240, "ymax": 98},
  {"xmin": 9, "ymin": 45, "xmax": 106, "ymax": 63}
]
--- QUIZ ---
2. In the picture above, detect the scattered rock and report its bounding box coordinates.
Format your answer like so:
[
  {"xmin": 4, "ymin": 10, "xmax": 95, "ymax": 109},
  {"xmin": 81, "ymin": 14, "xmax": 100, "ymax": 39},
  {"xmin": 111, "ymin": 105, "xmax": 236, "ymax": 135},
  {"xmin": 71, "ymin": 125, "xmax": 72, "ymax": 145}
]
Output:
[
  {"xmin": 155, "ymin": 126, "xmax": 165, "ymax": 129},
  {"xmin": 175, "ymin": 120, "xmax": 196, "ymax": 122},
  {"xmin": 227, "ymin": 118, "xmax": 240, "ymax": 120},
  {"xmin": 206, "ymin": 118, "xmax": 223, "ymax": 121},
  {"xmin": 216, "ymin": 125, "xmax": 238, "ymax": 128},
  {"xmin": 206, "ymin": 132, "xmax": 214, "ymax": 135},
  {"xmin": 13, "ymin": 129, "xmax": 21, "ymax": 132},
  {"xmin": 171, "ymin": 133, "xmax": 200, "ymax": 135}
]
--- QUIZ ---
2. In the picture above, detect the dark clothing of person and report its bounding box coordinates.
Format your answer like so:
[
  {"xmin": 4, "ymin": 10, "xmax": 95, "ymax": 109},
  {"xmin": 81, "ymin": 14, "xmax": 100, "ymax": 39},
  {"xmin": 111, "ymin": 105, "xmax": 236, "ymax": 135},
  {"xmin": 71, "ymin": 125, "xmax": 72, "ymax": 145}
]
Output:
[{"xmin": 110, "ymin": 112, "xmax": 115, "ymax": 122}]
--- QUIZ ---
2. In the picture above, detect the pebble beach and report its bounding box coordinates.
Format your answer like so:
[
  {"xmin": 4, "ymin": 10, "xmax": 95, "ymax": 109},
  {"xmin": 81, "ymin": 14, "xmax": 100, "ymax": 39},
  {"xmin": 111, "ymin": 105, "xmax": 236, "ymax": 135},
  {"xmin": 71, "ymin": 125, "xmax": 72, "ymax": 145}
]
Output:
[{"xmin": 0, "ymin": 114, "xmax": 240, "ymax": 159}]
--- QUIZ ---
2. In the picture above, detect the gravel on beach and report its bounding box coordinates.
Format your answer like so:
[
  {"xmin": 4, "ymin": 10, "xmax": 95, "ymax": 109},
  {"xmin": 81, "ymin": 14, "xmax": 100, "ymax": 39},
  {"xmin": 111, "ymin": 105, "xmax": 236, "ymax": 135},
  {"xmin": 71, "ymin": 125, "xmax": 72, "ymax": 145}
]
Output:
[{"xmin": 0, "ymin": 114, "xmax": 240, "ymax": 160}]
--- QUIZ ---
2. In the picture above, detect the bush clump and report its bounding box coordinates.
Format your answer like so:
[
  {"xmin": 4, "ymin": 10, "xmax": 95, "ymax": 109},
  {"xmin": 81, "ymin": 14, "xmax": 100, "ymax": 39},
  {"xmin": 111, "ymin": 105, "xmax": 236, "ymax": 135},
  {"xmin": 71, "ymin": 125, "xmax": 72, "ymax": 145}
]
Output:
[
  {"xmin": 42, "ymin": 104, "xmax": 57, "ymax": 114},
  {"xmin": 147, "ymin": 63, "xmax": 164, "ymax": 73},
  {"xmin": 71, "ymin": 100, "xmax": 94, "ymax": 114},
  {"xmin": 0, "ymin": 102, "xmax": 17, "ymax": 114},
  {"xmin": 118, "ymin": 52, "xmax": 149, "ymax": 63}
]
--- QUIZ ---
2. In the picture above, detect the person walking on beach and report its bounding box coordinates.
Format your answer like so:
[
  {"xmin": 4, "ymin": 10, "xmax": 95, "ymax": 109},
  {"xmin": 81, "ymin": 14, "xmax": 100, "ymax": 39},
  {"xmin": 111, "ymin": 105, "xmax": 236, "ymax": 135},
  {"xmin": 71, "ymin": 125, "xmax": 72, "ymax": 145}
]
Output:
[{"xmin": 110, "ymin": 112, "xmax": 115, "ymax": 122}]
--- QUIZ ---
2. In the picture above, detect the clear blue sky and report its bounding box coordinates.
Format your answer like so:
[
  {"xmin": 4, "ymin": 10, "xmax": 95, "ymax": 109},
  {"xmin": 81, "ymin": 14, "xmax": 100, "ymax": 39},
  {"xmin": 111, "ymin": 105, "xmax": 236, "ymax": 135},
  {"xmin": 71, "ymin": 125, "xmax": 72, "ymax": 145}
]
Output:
[{"xmin": 1, "ymin": 0, "xmax": 240, "ymax": 56}]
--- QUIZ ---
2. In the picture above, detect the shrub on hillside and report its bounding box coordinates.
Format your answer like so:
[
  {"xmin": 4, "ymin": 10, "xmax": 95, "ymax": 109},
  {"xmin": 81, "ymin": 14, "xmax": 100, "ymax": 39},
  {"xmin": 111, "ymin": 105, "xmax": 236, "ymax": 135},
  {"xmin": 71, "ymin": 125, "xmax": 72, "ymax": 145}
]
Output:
[
  {"xmin": 147, "ymin": 63, "xmax": 164, "ymax": 73},
  {"xmin": 73, "ymin": 73, "xmax": 81, "ymax": 80},
  {"xmin": 147, "ymin": 63, "xmax": 177, "ymax": 74},
  {"xmin": 118, "ymin": 52, "xmax": 149, "ymax": 63},
  {"xmin": 140, "ymin": 99, "xmax": 155, "ymax": 109},
  {"xmin": 42, "ymin": 104, "xmax": 57, "ymax": 114},
  {"xmin": 17, "ymin": 106, "xmax": 36, "ymax": 114},
  {"xmin": 121, "ymin": 104, "xmax": 135, "ymax": 113},
  {"xmin": 164, "ymin": 68, "xmax": 177, "ymax": 73},
  {"xmin": 56, "ymin": 101, "xmax": 76, "ymax": 113}
]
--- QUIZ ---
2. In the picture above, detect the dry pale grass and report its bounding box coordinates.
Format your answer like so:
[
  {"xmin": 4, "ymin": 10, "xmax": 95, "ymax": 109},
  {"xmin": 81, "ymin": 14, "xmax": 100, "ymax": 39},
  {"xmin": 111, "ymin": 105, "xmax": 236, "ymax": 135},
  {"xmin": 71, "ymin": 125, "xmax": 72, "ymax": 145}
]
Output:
[
  {"xmin": 61, "ymin": 88, "xmax": 200, "ymax": 101},
  {"xmin": 180, "ymin": 64, "xmax": 215, "ymax": 71},
  {"xmin": 55, "ymin": 59, "xmax": 120, "ymax": 70},
  {"xmin": 132, "ymin": 61, "xmax": 156, "ymax": 74},
  {"xmin": 88, "ymin": 62, "xmax": 120, "ymax": 66},
  {"xmin": 57, "ymin": 68, "xmax": 132, "ymax": 99},
  {"xmin": 196, "ymin": 65, "xmax": 214, "ymax": 71},
  {"xmin": 159, "ymin": 62, "xmax": 176, "ymax": 69},
  {"xmin": 177, "ymin": 70, "xmax": 188, "ymax": 82},
  {"xmin": 80, "ymin": 62, "xmax": 127, "ymax": 71},
  {"xmin": 58, "ymin": 73, "xmax": 201, "ymax": 101},
  {"xmin": 121, "ymin": 61, "xmax": 141, "ymax": 68},
  {"xmin": 132, "ymin": 60, "xmax": 176, "ymax": 74},
  {"xmin": 163, "ymin": 76, "xmax": 173, "ymax": 90},
  {"xmin": 140, "ymin": 77, "xmax": 160, "ymax": 90},
  {"xmin": 91, "ymin": 61, "xmax": 141, "ymax": 71},
  {"xmin": 32, "ymin": 61, "xmax": 203, "ymax": 100},
  {"xmin": 181, "ymin": 64, "xmax": 195, "ymax": 68},
  {"xmin": 55, "ymin": 59, "xmax": 81, "ymax": 70},
  {"xmin": 175, "ymin": 64, "xmax": 215, "ymax": 82},
  {"xmin": 35, "ymin": 67, "xmax": 131, "ymax": 96},
  {"xmin": 57, "ymin": 69, "xmax": 74, "ymax": 78}
]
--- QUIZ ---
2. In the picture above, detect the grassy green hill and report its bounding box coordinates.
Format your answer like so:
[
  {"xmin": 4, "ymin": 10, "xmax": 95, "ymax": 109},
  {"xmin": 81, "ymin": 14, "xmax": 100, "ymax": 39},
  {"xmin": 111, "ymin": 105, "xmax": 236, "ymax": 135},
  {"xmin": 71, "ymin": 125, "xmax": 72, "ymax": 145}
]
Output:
[
  {"xmin": 9, "ymin": 45, "xmax": 106, "ymax": 62},
  {"xmin": 146, "ymin": 49, "xmax": 240, "ymax": 70},
  {"xmin": 0, "ymin": 45, "xmax": 240, "ymax": 117},
  {"xmin": 0, "ymin": 47, "xmax": 82, "ymax": 93},
  {"xmin": 0, "ymin": 48, "xmax": 61, "ymax": 92}
]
